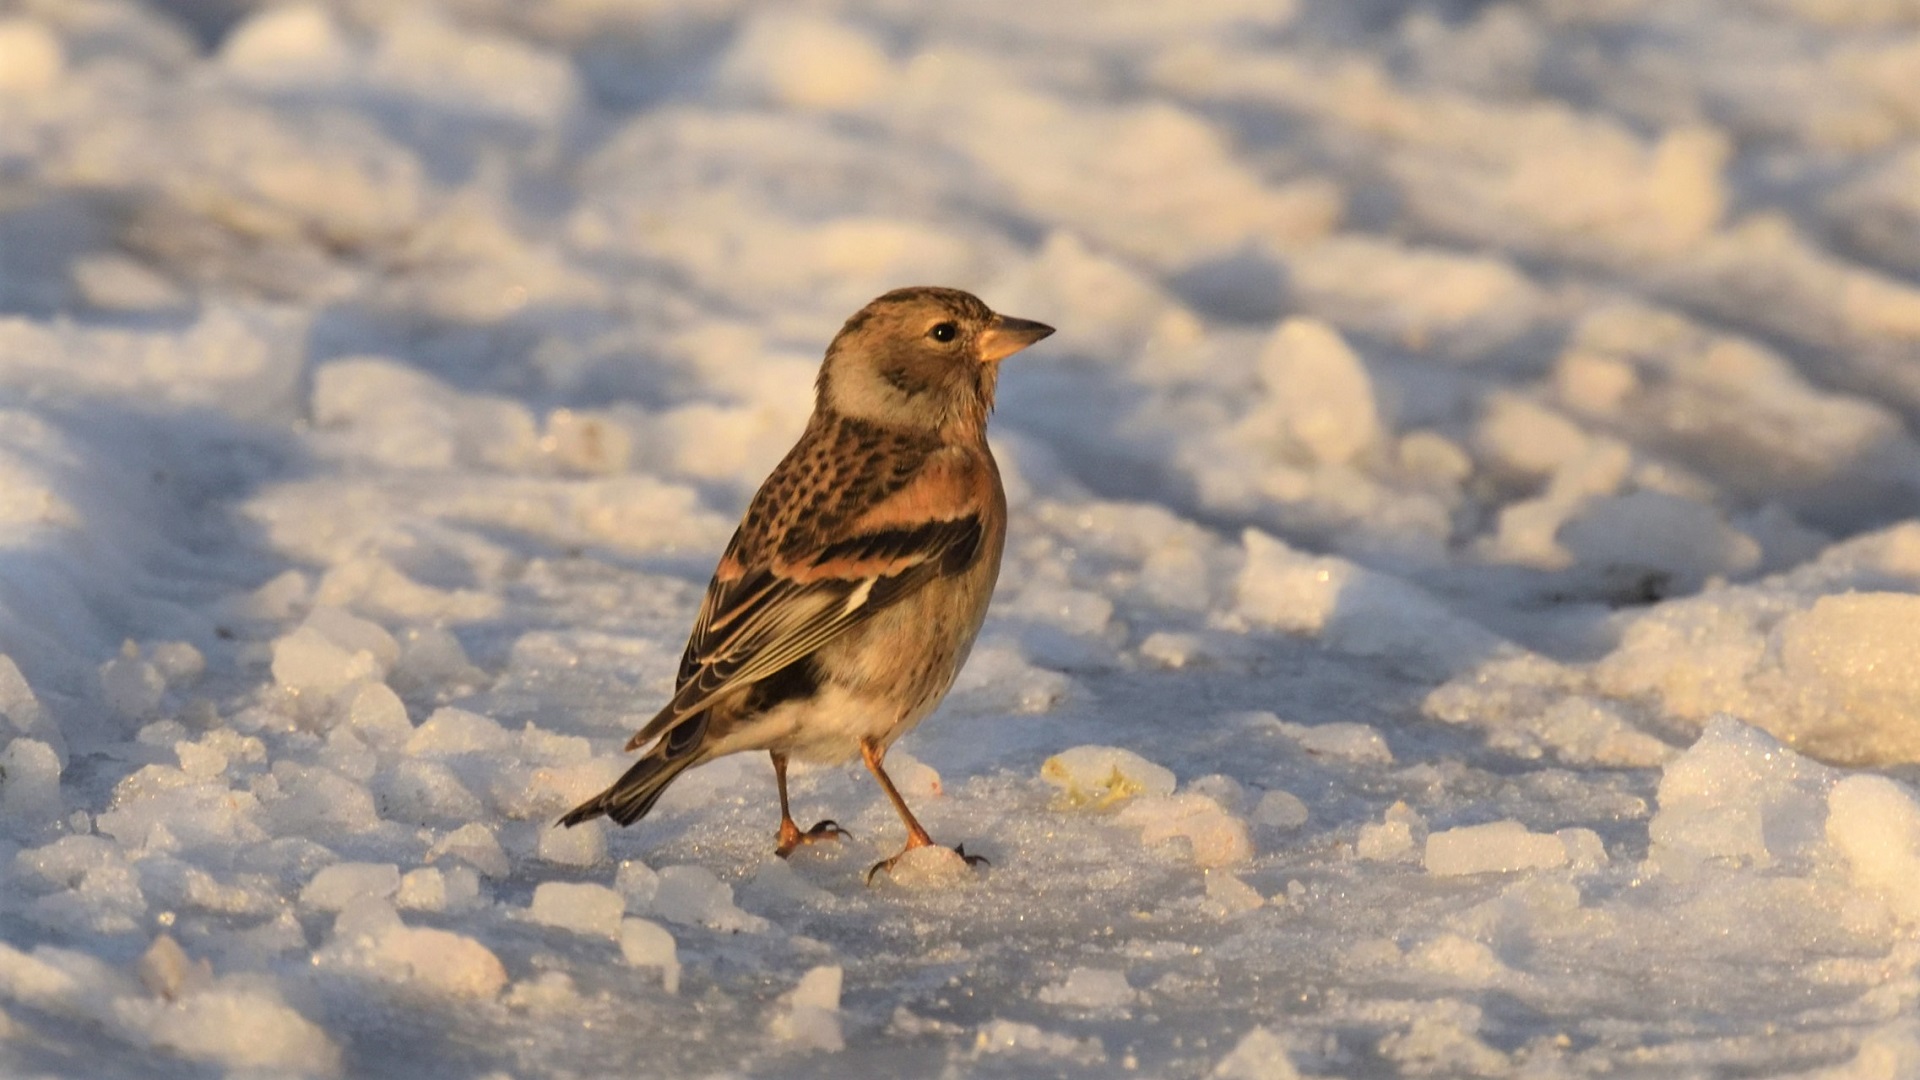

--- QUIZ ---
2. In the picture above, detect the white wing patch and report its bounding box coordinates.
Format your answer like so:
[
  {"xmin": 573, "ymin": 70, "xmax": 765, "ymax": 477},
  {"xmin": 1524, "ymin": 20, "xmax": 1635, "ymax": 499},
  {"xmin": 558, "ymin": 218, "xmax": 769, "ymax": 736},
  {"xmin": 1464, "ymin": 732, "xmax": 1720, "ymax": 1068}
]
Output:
[{"xmin": 842, "ymin": 577, "xmax": 875, "ymax": 615}]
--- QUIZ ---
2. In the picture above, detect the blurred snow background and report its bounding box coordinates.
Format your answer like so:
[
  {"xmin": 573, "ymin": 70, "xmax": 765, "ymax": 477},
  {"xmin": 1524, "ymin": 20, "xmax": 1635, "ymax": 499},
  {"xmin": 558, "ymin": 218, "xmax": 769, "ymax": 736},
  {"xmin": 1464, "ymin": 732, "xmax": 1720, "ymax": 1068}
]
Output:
[{"xmin": 3, "ymin": 0, "xmax": 1920, "ymax": 1075}]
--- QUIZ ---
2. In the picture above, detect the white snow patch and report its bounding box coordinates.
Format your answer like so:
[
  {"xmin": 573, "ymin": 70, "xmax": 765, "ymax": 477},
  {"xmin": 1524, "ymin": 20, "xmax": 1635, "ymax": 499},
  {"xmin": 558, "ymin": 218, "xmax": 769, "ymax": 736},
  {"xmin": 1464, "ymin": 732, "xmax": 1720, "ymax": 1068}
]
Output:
[
  {"xmin": 649, "ymin": 865, "xmax": 769, "ymax": 933},
  {"xmin": 1039, "ymin": 967, "xmax": 1138, "ymax": 1010},
  {"xmin": 1212, "ymin": 1025, "xmax": 1303, "ymax": 1080},
  {"xmin": 619, "ymin": 918, "xmax": 680, "ymax": 994},
  {"xmin": 769, "ymin": 964, "xmax": 843, "ymax": 1051},
  {"xmin": 526, "ymin": 882, "xmax": 625, "ymax": 939},
  {"xmin": 1425, "ymin": 822, "xmax": 1571, "ymax": 877}
]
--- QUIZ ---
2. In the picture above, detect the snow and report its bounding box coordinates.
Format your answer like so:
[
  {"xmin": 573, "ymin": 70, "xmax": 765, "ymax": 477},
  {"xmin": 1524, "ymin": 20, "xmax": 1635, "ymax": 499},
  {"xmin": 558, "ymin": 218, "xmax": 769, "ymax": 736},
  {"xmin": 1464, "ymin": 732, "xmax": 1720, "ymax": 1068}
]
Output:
[
  {"xmin": 1424, "ymin": 821, "xmax": 1571, "ymax": 877},
  {"xmin": 1, "ymin": 0, "xmax": 1919, "ymax": 1076},
  {"xmin": 525, "ymin": 881, "xmax": 624, "ymax": 938},
  {"xmin": 769, "ymin": 963, "xmax": 845, "ymax": 1051}
]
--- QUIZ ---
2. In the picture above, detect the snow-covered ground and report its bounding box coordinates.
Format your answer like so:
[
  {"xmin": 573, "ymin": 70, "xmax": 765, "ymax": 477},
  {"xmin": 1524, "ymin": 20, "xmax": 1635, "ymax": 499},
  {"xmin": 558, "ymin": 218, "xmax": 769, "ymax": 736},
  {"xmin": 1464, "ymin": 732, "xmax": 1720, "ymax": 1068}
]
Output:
[{"xmin": 5, "ymin": 0, "xmax": 1920, "ymax": 1075}]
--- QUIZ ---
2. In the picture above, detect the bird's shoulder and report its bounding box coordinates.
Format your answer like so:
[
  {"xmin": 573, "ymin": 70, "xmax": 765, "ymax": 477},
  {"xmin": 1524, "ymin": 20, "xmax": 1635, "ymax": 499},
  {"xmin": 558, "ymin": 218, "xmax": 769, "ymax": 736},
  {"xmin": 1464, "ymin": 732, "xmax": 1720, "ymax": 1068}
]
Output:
[{"xmin": 728, "ymin": 412, "xmax": 992, "ymax": 575}]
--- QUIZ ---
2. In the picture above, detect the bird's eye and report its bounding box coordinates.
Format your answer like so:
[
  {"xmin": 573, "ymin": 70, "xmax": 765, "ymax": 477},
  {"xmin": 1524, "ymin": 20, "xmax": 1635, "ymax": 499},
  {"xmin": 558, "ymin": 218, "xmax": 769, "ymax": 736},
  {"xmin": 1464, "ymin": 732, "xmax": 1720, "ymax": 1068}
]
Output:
[{"xmin": 928, "ymin": 322, "xmax": 958, "ymax": 343}]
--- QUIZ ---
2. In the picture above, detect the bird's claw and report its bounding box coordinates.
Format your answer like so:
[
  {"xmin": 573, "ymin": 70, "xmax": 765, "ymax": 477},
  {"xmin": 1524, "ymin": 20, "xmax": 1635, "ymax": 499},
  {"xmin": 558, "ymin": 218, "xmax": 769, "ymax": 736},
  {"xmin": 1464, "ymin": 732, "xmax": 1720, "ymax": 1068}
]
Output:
[
  {"xmin": 807, "ymin": 819, "xmax": 850, "ymax": 842},
  {"xmin": 775, "ymin": 819, "xmax": 850, "ymax": 858},
  {"xmin": 864, "ymin": 843, "xmax": 989, "ymax": 885}
]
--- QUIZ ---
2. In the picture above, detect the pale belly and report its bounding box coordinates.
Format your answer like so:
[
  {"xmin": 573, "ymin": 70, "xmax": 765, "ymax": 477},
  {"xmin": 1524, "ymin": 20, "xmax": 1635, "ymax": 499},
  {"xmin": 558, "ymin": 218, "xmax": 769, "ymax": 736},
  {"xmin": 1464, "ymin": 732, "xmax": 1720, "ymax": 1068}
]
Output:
[{"xmin": 699, "ymin": 561, "xmax": 994, "ymax": 764}]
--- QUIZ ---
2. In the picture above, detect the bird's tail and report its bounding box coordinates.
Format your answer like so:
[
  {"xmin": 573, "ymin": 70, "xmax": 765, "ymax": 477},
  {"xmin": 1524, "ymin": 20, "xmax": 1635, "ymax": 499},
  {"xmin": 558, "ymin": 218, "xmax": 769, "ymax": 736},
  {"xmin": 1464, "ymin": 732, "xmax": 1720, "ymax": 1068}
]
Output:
[
  {"xmin": 557, "ymin": 713, "xmax": 710, "ymax": 828},
  {"xmin": 557, "ymin": 751, "xmax": 695, "ymax": 827}
]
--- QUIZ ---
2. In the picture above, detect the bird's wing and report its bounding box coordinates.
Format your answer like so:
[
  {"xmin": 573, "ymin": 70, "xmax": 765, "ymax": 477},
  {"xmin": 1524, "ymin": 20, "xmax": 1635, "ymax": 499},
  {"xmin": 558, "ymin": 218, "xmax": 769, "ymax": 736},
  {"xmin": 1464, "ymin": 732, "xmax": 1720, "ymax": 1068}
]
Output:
[{"xmin": 624, "ymin": 446, "xmax": 992, "ymax": 752}]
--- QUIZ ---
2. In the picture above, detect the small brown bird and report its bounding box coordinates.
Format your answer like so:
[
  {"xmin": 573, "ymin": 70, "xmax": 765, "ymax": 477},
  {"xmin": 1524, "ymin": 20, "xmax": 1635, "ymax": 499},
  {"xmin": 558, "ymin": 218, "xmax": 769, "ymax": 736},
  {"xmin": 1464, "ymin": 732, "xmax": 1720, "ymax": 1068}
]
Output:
[{"xmin": 559, "ymin": 287, "xmax": 1053, "ymax": 879}]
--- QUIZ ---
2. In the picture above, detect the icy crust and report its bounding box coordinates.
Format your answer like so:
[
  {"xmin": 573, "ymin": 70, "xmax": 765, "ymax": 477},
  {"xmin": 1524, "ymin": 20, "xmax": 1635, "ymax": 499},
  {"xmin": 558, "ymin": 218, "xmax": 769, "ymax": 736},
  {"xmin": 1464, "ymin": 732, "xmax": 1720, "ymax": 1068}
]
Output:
[
  {"xmin": 6, "ymin": 0, "xmax": 1920, "ymax": 1076},
  {"xmin": 1429, "ymin": 522, "xmax": 1920, "ymax": 767}
]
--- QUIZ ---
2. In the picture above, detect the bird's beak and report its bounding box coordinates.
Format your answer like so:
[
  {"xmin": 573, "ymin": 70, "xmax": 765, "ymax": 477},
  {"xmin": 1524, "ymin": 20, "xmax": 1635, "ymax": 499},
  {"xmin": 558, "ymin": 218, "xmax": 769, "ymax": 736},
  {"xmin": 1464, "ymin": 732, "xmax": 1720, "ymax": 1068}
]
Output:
[{"xmin": 978, "ymin": 315, "xmax": 1055, "ymax": 362}]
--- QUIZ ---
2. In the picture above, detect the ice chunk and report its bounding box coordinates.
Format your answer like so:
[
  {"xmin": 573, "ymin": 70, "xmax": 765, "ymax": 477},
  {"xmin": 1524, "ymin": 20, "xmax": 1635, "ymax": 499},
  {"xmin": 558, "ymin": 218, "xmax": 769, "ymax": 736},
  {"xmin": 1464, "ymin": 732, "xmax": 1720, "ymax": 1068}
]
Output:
[
  {"xmin": 320, "ymin": 901, "xmax": 507, "ymax": 999},
  {"xmin": 717, "ymin": 12, "xmax": 894, "ymax": 110},
  {"xmin": 145, "ymin": 642, "xmax": 204, "ymax": 687},
  {"xmin": 300, "ymin": 863, "xmax": 400, "ymax": 913},
  {"xmin": 342, "ymin": 682, "xmax": 412, "ymax": 749},
  {"xmin": 1116, "ymin": 792, "xmax": 1253, "ymax": 867},
  {"xmin": 493, "ymin": 757, "xmax": 625, "ymax": 821},
  {"xmin": 972, "ymin": 1019, "xmax": 1106, "ymax": 1065},
  {"xmin": 406, "ymin": 707, "xmax": 513, "ymax": 757},
  {"xmin": 769, "ymin": 964, "xmax": 843, "ymax": 1051},
  {"xmin": 1377, "ymin": 1003, "xmax": 1510, "ymax": 1075},
  {"xmin": 0, "ymin": 655, "xmax": 53, "ymax": 744},
  {"xmin": 238, "ymin": 569, "xmax": 310, "ymax": 622},
  {"xmin": 379, "ymin": 759, "xmax": 484, "ymax": 824},
  {"xmin": 1213, "ymin": 1026, "xmax": 1302, "ymax": 1080},
  {"xmin": 1586, "ymin": 528, "xmax": 1920, "ymax": 765},
  {"xmin": 1649, "ymin": 718, "xmax": 1836, "ymax": 871},
  {"xmin": 219, "ymin": 2, "xmax": 352, "ymax": 86},
  {"xmin": 1409, "ymin": 933, "xmax": 1513, "ymax": 986},
  {"xmin": 1038, "ymin": 967, "xmax": 1137, "ymax": 1009},
  {"xmin": 1559, "ymin": 490, "xmax": 1761, "ymax": 591},
  {"xmin": 428, "ymin": 823, "xmax": 510, "ymax": 878},
  {"xmin": 370, "ymin": 8, "xmax": 581, "ymax": 124},
  {"xmin": 614, "ymin": 859, "xmax": 660, "ymax": 910},
  {"xmin": 619, "ymin": 918, "xmax": 680, "ymax": 994},
  {"xmin": 0, "ymin": 18, "xmax": 63, "ymax": 94},
  {"xmin": 1041, "ymin": 746, "xmax": 1177, "ymax": 809},
  {"xmin": 14, "ymin": 836, "xmax": 146, "ymax": 933},
  {"xmin": 1558, "ymin": 828, "xmax": 1609, "ymax": 871},
  {"xmin": 1187, "ymin": 774, "xmax": 1248, "ymax": 815},
  {"xmin": 1253, "ymin": 789, "xmax": 1309, "ymax": 830},
  {"xmin": 97, "ymin": 768, "xmax": 269, "ymax": 855},
  {"xmin": 174, "ymin": 739, "xmax": 225, "ymax": 779},
  {"xmin": 131, "ymin": 978, "xmax": 342, "ymax": 1075},
  {"xmin": 1425, "ymin": 821, "xmax": 1569, "ymax": 876},
  {"xmin": 1252, "ymin": 318, "xmax": 1379, "ymax": 465},
  {"xmin": 1, "ymin": 737, "xmax": 62, "ymax": 823},
  {"xmin": 503, "ymin": 971, "xmax": 582, "ymax": 1013},
  {"xmin": 538, "ymin": 818, "xmax": 607, "ymax": 867},
  {"xmin": 879, "ymin": 844, "xmax": 978, "ymax": 890},
  {"xmin": 1826, "ymin": 775, "xmax": 1920, "ymax": 925},
  {"xmin": 1815, "ymin": 1021, "xmax": 1920, "ymax": 1080},
  {"xmin": 263, "ymin": 763, "xmax": 379, "ymax": 836},
  {"xmin": 651, "ymin": 865, "xmax": 769, "ymax": 932},
  {"xmin": 527, "ymin": 882, "xmax": 624, "ymax": 939},
  {"xmin": 1779, "ymin": 593, "xmax": 1920, "ymax": 746},
  {"xmin": 1254, "ymin": 714, "xmax": 1393, "ymax": 765},
  {"xmin": 880, "ymin": 748, "xmax": 941, "ymax": 801},
  {"xmin": 389, "ymin": 626, "xmax": 486, "ymax": 696},
  {"xmin": 0, "ymin": 940, "xmax": 101, "ymax": 1012},
  {"xmin": 1005, "ymin": 581, "xmax": 1116, "ymax": 642},
  {"xmin": 1356, "ymin": 819, "xmax": 1418, "ymax": 863},
  {"xmin": 1236, "ymin": 529, "xmax": 1503, "ymax": 674},
  {"xmin": 395, "ymin": 868, "xmax": 449, "ymax": 913},
  {"xmin": 304, "ymin": 608, "xmax": 399, "ymax": 669},
  {"xmin": 100, "ymin": 642, "xmax": 167, "ymax": 720},
  {"xmin": 1475, "ymin": 394, "xmax": 1594, "ymax": 480},
  {"xmin": 1205, "ymin": 870, "xmax": 1265, "ymax": 916},
  {"xmin": 1277, "ymin": 236, "xmax": 1543, "ymax": 358},
  {"xmin": 271, "ymin": 626, "xmax": 380, "ymax": 701},
  {"xmin": 314, "ymin": 555, "xmax": 503, "ymax": 625},
  {"xmin": 743, "ymin": 858, "xmax": 834, "ymax": 907},
  {"xmin": 135, "ymin": 935, "xmax": 209, "ymax": 1001}
]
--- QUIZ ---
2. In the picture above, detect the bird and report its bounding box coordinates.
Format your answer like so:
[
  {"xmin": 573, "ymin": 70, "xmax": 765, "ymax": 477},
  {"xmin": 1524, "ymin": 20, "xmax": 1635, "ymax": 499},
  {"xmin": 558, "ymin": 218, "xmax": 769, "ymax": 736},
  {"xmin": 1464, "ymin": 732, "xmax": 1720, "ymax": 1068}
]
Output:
[{"xmin": 558, "ymin": 286, "xmax": 1054, "ymax": 880}]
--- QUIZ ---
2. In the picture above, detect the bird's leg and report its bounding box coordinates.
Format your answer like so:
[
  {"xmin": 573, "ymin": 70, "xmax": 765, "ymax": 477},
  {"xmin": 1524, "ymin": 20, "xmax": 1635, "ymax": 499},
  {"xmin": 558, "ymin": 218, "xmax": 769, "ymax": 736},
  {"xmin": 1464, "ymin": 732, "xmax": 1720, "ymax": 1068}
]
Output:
[
  {"xmin": 771, "ymin": 751, "xmax": 847, "ymax": 858},
  {"xmin": 862, "ymin": 738, "xmax": 986, "ymax": 882}
]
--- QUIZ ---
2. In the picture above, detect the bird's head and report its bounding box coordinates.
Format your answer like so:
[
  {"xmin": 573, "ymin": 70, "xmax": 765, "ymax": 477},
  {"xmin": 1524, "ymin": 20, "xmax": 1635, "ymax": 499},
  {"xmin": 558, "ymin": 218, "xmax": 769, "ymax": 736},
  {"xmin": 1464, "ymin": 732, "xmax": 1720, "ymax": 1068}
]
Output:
[{"xmin": 816, "ymin": 287, "xmax": 1054, "ymax": 437}]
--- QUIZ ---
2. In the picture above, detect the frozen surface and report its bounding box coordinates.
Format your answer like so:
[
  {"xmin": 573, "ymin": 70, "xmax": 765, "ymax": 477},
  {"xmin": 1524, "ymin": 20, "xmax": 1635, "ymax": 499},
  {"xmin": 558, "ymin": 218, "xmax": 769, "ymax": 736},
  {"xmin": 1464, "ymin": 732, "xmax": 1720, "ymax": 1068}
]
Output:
[{"xmin": 3, "ymin": 0, "xmax": 1920, "ymax": 1077}]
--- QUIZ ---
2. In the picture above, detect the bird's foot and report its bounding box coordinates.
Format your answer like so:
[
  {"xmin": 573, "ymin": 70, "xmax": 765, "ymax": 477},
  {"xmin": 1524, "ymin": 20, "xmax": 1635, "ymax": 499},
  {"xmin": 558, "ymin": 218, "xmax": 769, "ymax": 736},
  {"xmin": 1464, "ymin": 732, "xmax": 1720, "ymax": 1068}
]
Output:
[
  {"xmin": 865, "ymin": 842, "xmax": 988, "ymax": 885},
  {"xmin": 775, "ymin": 819, "xmax": 850, "ymax": 859}
]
